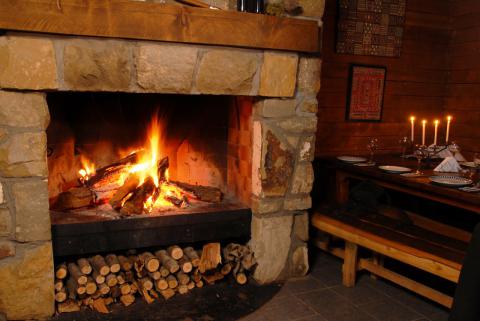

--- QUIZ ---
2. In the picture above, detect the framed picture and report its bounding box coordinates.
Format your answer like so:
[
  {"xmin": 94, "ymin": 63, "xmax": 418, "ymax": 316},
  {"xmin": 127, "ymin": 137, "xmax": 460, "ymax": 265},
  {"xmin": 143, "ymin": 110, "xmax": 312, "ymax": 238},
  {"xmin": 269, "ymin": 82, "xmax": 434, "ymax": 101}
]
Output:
[{"xmin": 346, "ymin": 65, "xmax": 386, "ymax": 122}]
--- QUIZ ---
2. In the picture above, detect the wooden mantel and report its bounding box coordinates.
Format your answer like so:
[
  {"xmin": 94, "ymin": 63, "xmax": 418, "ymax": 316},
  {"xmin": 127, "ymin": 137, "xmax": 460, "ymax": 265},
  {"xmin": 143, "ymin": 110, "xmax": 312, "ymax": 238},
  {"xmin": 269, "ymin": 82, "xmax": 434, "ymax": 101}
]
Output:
[{"xmin": 0, "ymin": 0, "xmax": 319, "ymax": 53}]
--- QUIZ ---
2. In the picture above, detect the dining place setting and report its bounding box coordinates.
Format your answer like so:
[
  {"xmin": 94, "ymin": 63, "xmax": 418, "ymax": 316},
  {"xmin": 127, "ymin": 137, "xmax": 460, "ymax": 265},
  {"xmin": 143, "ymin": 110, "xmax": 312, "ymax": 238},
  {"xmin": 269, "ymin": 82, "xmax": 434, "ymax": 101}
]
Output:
[{"xmin": 335, "ymin": 115, "xmax": 480, "ymax": 193}]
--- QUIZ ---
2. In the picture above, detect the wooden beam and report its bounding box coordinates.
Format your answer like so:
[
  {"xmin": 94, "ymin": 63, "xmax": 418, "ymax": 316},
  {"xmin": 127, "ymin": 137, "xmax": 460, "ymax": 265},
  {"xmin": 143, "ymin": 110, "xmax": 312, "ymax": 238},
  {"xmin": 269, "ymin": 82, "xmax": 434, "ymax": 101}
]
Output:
[
  {"xmin": 0, "ymin": 0, "xmax": 319, "ymax": 53},
  {"xmin": 358, "ymin": 258, "xmax": 453, "ymax": 308}
]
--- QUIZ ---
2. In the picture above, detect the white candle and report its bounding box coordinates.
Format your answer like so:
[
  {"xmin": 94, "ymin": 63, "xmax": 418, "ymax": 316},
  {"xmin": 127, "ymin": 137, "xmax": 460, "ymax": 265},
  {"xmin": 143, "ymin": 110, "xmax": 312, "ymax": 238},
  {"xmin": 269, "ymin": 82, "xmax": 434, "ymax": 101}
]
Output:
[
  {"xmin": 422, "ymin": 120, "xmax": 427, "ymax": 145},
  {"xmin": 446, "ymin": 116, "xmax": 452, "ymax": 144},
  {"xmin": 410, "ymin": 116, "xmax": 415, "ymax": 142},
  {"xmin": 433, "ymin": 120, "xmax": 439, "ymax": 146}
]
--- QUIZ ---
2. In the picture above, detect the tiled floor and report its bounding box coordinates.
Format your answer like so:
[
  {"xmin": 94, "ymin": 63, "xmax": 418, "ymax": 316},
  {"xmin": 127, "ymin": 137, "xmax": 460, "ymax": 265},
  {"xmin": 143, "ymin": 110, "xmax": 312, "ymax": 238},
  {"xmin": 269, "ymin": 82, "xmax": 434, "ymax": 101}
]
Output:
[{"xmin": 240, "ymin": 250, "xmax": 450, "ymax": 321}]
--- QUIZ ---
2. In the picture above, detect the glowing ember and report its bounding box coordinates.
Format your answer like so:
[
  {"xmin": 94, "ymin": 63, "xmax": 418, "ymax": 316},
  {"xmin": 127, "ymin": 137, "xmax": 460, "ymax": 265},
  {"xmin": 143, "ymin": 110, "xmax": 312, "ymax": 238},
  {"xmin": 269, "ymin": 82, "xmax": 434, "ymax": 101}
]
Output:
[{"xmin": 78, "ymin": 156, "xmax": 96, "ymax": 184}]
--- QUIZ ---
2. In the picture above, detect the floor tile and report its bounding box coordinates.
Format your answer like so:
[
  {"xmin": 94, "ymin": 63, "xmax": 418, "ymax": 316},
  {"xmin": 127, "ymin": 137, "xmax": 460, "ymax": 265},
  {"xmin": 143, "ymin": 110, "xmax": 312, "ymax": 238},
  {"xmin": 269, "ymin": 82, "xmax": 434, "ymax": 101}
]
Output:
[
  {"xmin": 282, "ymin": 275, "xmax": 327, "ymax": 294},
  {"xmin": 262, "ymin": 296, "xmax": 317, "ymax": 321},
  {"xmin": 331, "ymin": 279, "xmax": 388, "ymax": 307},
  {"xmin": 360, "ymin": 298, "xmax": 423, "ymax": 321}
]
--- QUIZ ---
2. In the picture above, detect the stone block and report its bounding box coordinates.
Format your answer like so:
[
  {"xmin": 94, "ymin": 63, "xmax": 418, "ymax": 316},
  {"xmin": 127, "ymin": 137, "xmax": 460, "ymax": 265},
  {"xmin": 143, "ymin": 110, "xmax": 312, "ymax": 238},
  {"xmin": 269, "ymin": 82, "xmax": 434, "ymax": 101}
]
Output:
[
  {"xmin": 261, "ymin": 130, "xmax": 294, "ymax": 197},
  {"xmin": 284, "ymin": 194, "xmax": 312, "ymax": 210},
  {"xmin": 293, "ymin": 212, "xmax": 309, "ymax": 242},
  {"xmin": 0, "ymin": 35, "xmax": 58, "ymax": 90},
  {"xmin": 0, "ymin": 208, "xmax": 11, "ymax": 237},
  {"xmin": 250, "ymin": 213, "xmax": 293, "ymax": 283},
  {"xmin": 12, "ymin": 179, "xmax": 50, "ymax": 242},
  {"xmin": 297, "ymin": 56, "xmax": 321, "ymax": 94},
  {"xmin": 136, "ymin": 43, "xmax": 198, "ymax": 93},
  {"xmin": 0, "ymin": 91, "xmax": 50, "ymax": 129},
  {"xmin": 291, "ymin": 245, "xmax": 309, "ymax": 276},
  {"xmin": 0, "ymin": 242, "xmax": 54, "ymax": 320},
  {"xmin": 251, "ymin": 196, "xmax": 284, "ymax": 214},
  {"xmin": 0, "ymin": 183, "xmax": 3, "ymax": 204},
  {"xmin": 0, "ymin": 132, "xmax": 47, "ymax": 177},
  {"xmin": 196, "ymin": 49, "xmax": 258, "ymax": 95},
  {"xmin": 256, "ymin": 99, "xmax": 296, "ymax": 118},
  {"xmin": 64, "ymin": 40, "xmax": 131, "ymax": 91},
  {"xmin": 0, "ymin": 240, "xmax": 15, "ymax": 259},
  {"xmin": 276, "ymin": 116, "xmax": 317, "ymax": 133},
  {"xmin": 298, "ymin": 97, "xmax": 318, "ymax": 114},
  {"xmin": 259, "ymin": 52, "xmax": 298, "ymax": 97},
  {"xmin": 291, "ymin": 162, "xmax": 314, "ymax": 194},
  {"xmin": 298, "ymin": 0, "xmax": 325, "ymax": 18},
  {"xmin": 299, "ymin": 135, "xmax": 315, "ymax": 161}
]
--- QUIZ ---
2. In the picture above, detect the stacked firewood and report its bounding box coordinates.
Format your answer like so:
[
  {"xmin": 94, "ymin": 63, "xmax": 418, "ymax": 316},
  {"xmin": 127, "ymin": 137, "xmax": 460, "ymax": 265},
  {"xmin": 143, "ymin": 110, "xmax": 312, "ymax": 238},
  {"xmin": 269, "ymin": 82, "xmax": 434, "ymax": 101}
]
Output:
[{"xmin": 54, "ymin": 243, "xmax": 256, "ymax": 314}]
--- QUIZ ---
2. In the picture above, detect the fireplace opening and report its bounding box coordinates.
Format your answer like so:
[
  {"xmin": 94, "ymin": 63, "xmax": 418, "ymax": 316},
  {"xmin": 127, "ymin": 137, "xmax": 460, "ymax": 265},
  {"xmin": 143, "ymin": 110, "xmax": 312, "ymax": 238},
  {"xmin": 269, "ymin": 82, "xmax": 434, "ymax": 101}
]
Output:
[{"xmin": 46, "ymin": 93, "xmax": 253, "ymax": 256}]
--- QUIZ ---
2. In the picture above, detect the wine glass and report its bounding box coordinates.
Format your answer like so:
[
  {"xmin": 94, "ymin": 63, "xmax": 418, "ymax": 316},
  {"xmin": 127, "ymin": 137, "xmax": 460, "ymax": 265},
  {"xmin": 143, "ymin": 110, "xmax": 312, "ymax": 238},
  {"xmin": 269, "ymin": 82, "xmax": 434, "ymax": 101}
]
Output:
[
  {"xmin": 399, "ymin": 136, "xmax": 410, "ymax": 158},
  {"xmin": 414, "ymin": 144, "xmax": 428, "ymax": 175},
  {"xmin": 449, "ymin": 141, "xmax": 461, "ymax": 160},
  {"xmin": 366, "ymin": 138, "xmax": 379, "ymax": 165}
]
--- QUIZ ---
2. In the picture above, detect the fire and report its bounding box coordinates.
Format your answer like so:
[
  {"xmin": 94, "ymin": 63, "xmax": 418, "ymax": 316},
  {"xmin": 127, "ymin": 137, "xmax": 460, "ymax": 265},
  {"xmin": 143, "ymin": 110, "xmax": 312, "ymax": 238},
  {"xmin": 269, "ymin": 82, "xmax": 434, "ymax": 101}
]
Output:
[
  {"xmin": 129, "ymin": 116, "xmax": 164, "ymax": 187},
  {"xmin": 78, "ymin": 156, "xmax": 96, "ymax": 183},
  {"xmin": 77, "ymin": 115, "xmax": 193, "ymax": 213}
]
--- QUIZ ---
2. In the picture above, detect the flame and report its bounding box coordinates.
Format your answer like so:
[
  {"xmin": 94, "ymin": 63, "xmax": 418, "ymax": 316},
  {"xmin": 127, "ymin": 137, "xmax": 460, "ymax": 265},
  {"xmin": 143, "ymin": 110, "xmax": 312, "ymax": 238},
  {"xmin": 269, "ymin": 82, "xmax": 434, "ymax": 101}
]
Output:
[
  {"xmin": 78, "ymin": 114, "xmax": 191, "ymax": 213},
  {"xmin": 78, "ymin": 156, "xmax": 96, "ymax": 182},
  {"xmin": 129, "ymin": 117, "xmax": 163, "ymax": 187}
]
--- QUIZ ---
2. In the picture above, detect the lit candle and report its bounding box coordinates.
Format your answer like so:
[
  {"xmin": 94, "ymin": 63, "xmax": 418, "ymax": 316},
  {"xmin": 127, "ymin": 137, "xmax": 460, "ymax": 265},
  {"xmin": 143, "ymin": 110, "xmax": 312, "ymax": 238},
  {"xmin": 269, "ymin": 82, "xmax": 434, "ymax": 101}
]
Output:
[
  {"xmin": 422, "ymin": 120, "xmax": 427, "ymax": 145},
  {"xmin": 410, "ymin": 116, "xmax": 415, "ymax": 142},
  {"xmin": 446, "ymin": 116, "xmax": 452, "ymax": 144},
  {"xmin": 433, "ymin": 119, "xmax": 439, "ymax": 146}
]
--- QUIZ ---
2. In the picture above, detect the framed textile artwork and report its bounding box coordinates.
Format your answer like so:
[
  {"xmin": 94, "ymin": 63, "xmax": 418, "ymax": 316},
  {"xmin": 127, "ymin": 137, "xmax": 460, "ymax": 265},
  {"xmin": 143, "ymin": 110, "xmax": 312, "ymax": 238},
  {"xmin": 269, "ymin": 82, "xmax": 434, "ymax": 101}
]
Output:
[
  {"xmin": 336, "ymin": 0, "xmax": 406, "ymax": 57},
  {"xmin": 346, "ymin": 65, "xmax": 386, "ymax": 122}
]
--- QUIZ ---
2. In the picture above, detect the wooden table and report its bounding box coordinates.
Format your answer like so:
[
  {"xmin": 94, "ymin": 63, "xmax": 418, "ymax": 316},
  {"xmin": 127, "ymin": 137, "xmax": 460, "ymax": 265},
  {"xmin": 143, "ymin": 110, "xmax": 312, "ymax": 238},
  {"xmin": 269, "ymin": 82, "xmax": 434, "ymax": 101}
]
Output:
[{"xmin": 326, "ymin": 155, "xmax": 480, "ymax": 215}]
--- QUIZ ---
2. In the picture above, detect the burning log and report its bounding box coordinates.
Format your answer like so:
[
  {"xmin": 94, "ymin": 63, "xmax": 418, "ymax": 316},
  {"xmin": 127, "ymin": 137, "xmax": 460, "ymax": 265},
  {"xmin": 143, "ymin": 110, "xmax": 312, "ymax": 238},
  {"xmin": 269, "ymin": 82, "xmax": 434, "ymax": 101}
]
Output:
[
  {"xmin": 86, "ymin": 152, "xmax": 139, "ymax": 188},
  {"xmin": 109, "ymin": 175, "xmax": 140, "ymax": 210},
  {"xmin": 171, "ymin": 181, "xmax": 223, "ymax": 203},
  {"xmin": 120, "ymin": 177, "xmax": 156, "ymax": 215},
  {"xmin": 157, "ymin": 156, "xmax": 169, "ymax": 182},
  {"xmin": 53, "ymin": 186, "xmax": 94, "ymax": 210}
]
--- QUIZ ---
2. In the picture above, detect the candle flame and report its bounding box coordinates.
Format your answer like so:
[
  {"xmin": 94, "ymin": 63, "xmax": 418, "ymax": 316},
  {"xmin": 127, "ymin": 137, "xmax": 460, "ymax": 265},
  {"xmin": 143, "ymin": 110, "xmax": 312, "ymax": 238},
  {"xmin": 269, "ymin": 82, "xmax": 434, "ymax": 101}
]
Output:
[
  {"xmin": 434, "ymin": 119, "xmax": 439, "ymax": 125},
  {"xmin": 447, "ymin": 116, "xmax": 452, "ymax": 121},
  {"xmin": 410, "ymin": 116, "xmax": 415, "ymax": 122},
  {"xmin": 422, "ymin": 120, "xmax": 427, "ymax": 124}
]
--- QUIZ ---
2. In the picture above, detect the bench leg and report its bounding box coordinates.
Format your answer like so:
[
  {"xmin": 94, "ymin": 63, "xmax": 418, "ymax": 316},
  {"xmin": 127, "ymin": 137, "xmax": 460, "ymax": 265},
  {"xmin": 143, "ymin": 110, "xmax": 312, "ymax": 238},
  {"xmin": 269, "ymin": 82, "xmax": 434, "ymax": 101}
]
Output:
[
  {"xmin": 343, "ymin": 241, "xmax": 358, "ymax": 287},
  {"xmin": 371, "ymin": 253, "xmax": 384, "ymax": 280}
]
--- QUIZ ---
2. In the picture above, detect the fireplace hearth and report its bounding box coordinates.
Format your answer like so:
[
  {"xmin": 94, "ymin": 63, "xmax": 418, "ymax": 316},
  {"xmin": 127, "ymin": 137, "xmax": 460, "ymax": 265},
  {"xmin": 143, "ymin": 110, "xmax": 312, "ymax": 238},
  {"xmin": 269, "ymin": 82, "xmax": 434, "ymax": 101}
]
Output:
[{"xmin": 0, "ymin": 3, "xmax": 322, "ymax": 318}]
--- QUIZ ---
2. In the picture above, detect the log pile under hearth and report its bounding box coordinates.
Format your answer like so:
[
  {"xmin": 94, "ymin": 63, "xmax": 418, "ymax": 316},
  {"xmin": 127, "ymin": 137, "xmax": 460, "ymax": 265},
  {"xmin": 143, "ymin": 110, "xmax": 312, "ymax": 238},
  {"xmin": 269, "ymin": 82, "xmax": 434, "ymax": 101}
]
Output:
[
  {"xmin": 53, "ymin": 152, "xmax": 223, "ymax": 215},
  {"xmin": 54, "ymin": 243, "xmax": 256, "ymax": 314}
]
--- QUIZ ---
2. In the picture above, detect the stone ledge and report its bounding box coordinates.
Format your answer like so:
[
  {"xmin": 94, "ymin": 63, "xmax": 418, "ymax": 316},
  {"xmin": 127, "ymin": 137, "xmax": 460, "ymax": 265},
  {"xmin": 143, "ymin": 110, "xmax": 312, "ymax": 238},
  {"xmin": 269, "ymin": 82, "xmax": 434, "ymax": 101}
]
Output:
[
  {"xmin": 0, "ymin": 35, "xmax": 58, "ymax": 90},
  {"xmin": 259, "ymin": 52, "xmax": 298, "ymax": 97},
  {"xmin": 284, "ymin": 194, "xmax": 312, "ymax": 210}
]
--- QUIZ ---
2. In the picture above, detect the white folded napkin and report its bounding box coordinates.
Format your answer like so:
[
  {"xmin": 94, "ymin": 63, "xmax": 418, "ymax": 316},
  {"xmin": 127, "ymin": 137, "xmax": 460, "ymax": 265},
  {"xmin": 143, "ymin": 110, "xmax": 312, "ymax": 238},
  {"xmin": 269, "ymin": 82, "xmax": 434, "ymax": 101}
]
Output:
[
  {"xmin": 433, "ymin": 145, "xmax": 466, "ymax": 162},
  {"xmin": 434, "ymin": 156, "xmax": 462, "ymax": 173}
]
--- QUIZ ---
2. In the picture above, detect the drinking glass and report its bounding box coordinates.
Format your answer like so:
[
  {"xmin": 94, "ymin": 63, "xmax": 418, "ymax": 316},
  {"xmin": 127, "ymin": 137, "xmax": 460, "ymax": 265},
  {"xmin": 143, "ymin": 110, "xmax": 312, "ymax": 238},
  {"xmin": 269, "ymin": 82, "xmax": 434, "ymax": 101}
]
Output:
[
  {"xmin": 399, "ymin": 136, "xmax": 410, "ymax": 158},
  {"xmin": 366, "ymin": 138, "xmax": 379, "ymax": 165},
  {"xmin": 414, "ymin": 145, "xmax": 428, "ymax": 175},
  {"xmin": 449, "ymin": 141, "xmax": 461, "ymax": 160}
]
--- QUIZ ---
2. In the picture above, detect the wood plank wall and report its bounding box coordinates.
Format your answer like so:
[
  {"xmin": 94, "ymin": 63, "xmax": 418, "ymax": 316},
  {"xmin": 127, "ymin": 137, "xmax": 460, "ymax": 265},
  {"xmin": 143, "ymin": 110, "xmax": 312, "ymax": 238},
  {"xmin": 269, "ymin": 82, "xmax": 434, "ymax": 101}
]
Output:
[
  {"xmin": 445, "ymin": 0, "xmax": 480, "ymax": 155},
  {"xmin": 316, "ymin": 0, "xmax": 451, "ymax": 156}
]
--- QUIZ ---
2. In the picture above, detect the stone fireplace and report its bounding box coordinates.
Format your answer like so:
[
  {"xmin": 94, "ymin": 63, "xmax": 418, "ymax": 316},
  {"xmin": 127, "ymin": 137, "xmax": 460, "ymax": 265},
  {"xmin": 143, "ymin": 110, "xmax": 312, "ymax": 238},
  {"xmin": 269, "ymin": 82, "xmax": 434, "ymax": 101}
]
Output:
[{"xmin": 0, "ymin": 8, "xmax": 321, "ymax": 320}]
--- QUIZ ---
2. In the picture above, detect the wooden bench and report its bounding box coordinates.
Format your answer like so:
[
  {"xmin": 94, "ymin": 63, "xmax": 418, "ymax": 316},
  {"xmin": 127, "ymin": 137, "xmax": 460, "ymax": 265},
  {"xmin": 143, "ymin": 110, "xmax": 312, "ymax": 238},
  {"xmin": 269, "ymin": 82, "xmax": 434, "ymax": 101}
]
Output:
[{"xmin": 312, "ymin": 209, "xmax": 470, "ymax": 308}]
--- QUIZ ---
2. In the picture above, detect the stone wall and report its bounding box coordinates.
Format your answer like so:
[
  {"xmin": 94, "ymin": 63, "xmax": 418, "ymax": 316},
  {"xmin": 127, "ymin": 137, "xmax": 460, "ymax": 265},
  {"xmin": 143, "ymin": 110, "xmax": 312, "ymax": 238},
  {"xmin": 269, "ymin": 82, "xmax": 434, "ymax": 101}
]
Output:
[{"xmin": 0, "ymin": 27, "xmax": 322, "ymax": 319}]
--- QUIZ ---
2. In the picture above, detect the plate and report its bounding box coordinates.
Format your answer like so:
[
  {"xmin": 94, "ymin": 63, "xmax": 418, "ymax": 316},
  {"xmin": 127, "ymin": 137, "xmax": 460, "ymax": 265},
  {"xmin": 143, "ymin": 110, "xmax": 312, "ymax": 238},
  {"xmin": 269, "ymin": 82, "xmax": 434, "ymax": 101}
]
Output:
[
  {"xmin": 337, "ymin": 156, "xmax": 367, "ymax": 163},
  {"xmin": 378, "ymin": 165, "xmax": 412, "ymax": 174},
  {"xmin": 429, "ymin": 175, "xmax": 473, "ymax": 187}
]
